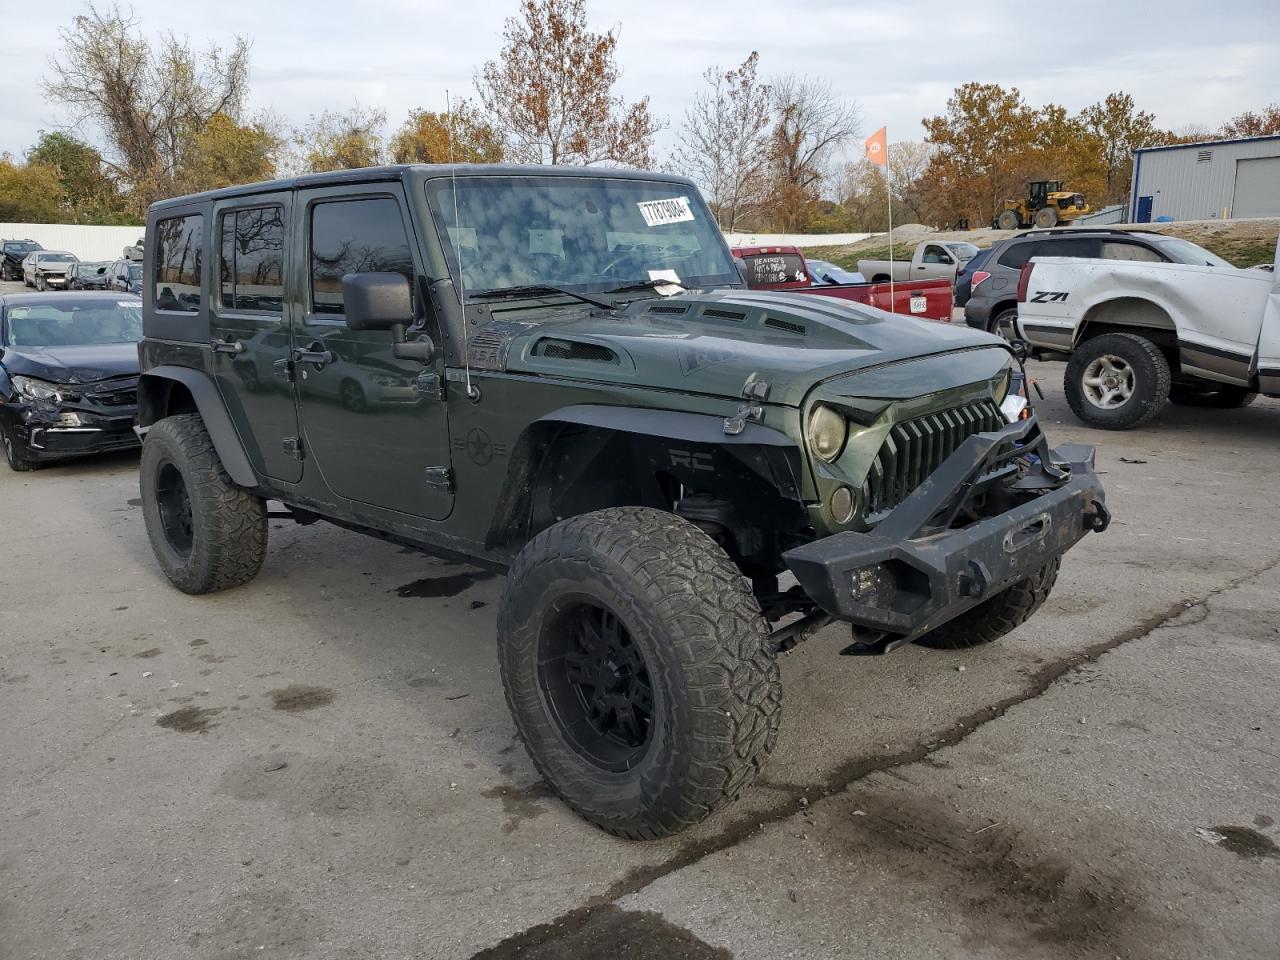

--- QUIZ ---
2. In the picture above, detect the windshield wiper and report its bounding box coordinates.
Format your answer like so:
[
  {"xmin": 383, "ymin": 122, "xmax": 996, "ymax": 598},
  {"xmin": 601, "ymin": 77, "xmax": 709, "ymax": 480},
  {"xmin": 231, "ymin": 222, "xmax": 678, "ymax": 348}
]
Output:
[
  {"xmin": 605, "ymin": 278, "xmax": 688, "ymax": 295},
  {"xmin": 469, "ymin": 285, "xmax": 612, "ymax": 309}
]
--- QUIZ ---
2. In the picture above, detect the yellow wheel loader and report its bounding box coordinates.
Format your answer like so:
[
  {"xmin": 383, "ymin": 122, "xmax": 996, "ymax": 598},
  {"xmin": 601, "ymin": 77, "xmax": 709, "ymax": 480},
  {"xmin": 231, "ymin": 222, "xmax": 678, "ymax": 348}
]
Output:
[{"xmin": 994, "ymin": 180, "xmax": 1091, "ymax": 230}]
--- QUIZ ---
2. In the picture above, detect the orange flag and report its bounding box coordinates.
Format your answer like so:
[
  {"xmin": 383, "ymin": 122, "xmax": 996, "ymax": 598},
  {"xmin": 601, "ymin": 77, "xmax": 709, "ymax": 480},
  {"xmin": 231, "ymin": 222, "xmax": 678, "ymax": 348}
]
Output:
[{"xmin": 864, "ymin": 127, "xmax": 888, "ymax": 166}]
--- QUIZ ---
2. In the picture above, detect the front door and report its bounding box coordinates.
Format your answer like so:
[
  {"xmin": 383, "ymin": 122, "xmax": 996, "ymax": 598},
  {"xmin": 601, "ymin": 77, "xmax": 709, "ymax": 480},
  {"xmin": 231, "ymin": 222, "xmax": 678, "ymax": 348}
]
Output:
[
  {"xmin": 209, "ymin": 193, "xmax": 302, "ymax": 483},
  {"xmin": 292, "ymin": 184, "xmax": 453, "ymax": 520},
  {"xmin": 1135, "ymin": 196, "xmax": 1153, "ymax": 223}
]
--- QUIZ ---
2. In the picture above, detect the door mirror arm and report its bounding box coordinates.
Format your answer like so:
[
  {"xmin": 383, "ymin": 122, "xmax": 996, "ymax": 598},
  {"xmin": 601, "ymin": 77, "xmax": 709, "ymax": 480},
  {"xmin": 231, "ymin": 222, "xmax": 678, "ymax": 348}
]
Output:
[{"xmin": 391, "ymin": 323, "xmax": 435, "ymax": 363}]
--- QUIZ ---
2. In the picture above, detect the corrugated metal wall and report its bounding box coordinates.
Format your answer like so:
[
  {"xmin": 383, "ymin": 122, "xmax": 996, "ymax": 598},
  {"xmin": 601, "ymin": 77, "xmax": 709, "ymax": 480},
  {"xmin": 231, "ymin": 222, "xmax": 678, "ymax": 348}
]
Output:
[
  {"xmin": 1130, "ymin": 136, "xmax": 1280, "ymax": 221},
  {"xmin": 0, "ymin": 223, "xmax": 144, "ymax": 262}
]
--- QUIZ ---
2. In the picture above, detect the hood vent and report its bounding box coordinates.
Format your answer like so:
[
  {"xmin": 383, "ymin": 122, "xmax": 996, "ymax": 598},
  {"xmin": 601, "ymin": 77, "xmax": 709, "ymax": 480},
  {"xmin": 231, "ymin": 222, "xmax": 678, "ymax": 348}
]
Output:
[
  {"xmin": 532, "ymin": 338, "xmax": 619, "ymax": 364},
  {"xmin": 764, "ymin": 316, "xmax": 807, "ymax": 336},
  {"xmin": 647, "ymin": 304, "xmax": 689, "ymax": 315},
  {"xmin": 702, "ymin": 308, "xmax": 746, "ymax": 321}
]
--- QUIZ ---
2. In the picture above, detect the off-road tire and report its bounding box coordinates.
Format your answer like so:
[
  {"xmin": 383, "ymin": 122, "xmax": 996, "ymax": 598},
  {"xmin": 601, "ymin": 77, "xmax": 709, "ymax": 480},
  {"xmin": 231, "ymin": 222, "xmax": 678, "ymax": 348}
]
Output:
[
  {"xmin": 997, "ymin": 210, "xmax": 1021, "ymax": 231},
  {"xmin": 1168, "ymin": 383, "xmax": 1258, "ymax": 409},
  {"xmin": 2, "ymin": 426, "xmax": 34, "ymax": 472},
  {"xmin": 139, "ymin": 414, "xmax": 267, "ymax": 594},
  {"xmin": 915, "ymin": 557, "xmax": 1061, "ymax": 650},
  {"xmin": 1065, "ymin": 332, "xmax": 1170, "ymax": 430},
  {"xmin": 497, "ymin": 506, "xmax": 781, "ymax": 839},
  {"xmin": 1034, "ymin": 206, "xmax": 1059, "ymax": 229}
]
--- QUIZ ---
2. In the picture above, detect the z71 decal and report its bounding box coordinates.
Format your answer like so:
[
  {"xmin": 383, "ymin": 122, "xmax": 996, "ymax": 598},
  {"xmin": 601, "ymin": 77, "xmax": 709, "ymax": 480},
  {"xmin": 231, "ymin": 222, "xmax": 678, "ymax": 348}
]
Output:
[{"xmin": 1029, "ymin": 291, "xmax": 1069, "ymax": 303}]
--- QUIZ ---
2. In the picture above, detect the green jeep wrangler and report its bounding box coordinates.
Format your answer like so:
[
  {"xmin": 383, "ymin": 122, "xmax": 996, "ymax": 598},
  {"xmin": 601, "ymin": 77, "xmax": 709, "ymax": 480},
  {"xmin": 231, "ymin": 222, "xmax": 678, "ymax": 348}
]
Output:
[{"xmin": 135, "ymin": 164, "xmax": 1109, "ymax": 839}]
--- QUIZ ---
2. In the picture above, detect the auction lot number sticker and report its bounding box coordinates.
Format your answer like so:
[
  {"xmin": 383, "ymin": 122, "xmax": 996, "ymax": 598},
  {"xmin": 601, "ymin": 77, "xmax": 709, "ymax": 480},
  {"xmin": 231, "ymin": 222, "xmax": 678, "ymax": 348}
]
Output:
[{"xmin": 638, "ymin": 197, "xmax": 695, "ymax": 227}]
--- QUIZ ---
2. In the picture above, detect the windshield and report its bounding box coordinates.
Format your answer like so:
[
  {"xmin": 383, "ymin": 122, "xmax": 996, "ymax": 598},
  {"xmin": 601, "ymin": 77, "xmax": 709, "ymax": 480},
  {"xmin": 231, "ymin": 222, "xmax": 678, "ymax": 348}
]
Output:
[
  {"xmin": 39, "ymin": 253, "xmax": 77, "ymax": 264},
  {"xmin": 945, "ymin": 242, "xmax": 980, "ymax": 261},
  {"xmin": 4, "ymin": 299, "xmax": 142, "ymax": 347},
  {"xmin": 807, "ymin": 259, "xmax": 863, "ymax": 284},
  {"xmin": 4, "ymin": 242, "xmax": 39, "ymax": 254},
  {"xmin": 1151, "ymin": 237, "xmax": 1234, "ymax": 268},
  {"xmin": 128, "ymin": 263, "xmax": 143, "ymax": 279},
  {"xmin": 425, "ymin": 175, "xmax": 739, "ymax": 299}
]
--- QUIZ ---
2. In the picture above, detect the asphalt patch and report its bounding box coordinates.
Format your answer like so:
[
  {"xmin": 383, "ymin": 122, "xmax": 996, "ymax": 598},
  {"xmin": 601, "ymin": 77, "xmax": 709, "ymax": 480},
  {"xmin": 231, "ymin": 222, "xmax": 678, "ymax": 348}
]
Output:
[
  {"xmin": 156, "ymin": 705, "xmax": 224, "ymax": 734},
  {"xmin": 392, "ymin": 571, "xmax": 493, "ymax": 598},
  {"xmin": 467, "ymin": 905, "xmax": 732, "ymax": 960},
  {"xmin": 269, "ymin": 684, "xmax": 336, "ymax": 713}
]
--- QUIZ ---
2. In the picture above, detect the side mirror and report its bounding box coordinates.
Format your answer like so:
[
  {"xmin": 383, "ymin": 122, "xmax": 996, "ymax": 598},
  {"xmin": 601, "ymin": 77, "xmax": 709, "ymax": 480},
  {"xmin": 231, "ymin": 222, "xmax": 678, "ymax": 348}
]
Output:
[
  {"xmin": 340, "ymin": 272, "xmax": 434, "ymax": 364},
  {"xmin": 342, "ymin": 272, "xmax": 412, "ymax": 331},
  {"xmin": 1008, "ymin": 338, "xmax": 1030, "ymax": 363}
]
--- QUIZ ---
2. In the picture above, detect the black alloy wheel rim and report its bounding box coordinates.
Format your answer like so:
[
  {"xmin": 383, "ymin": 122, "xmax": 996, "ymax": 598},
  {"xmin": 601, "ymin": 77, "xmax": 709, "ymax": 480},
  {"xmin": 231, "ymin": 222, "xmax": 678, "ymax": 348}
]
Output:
[
  {"xmin": 155, "ymin": 461, "xmax": 194, "ymax": 556},
  {"xmin": 538, "ymin": 600, "xmax": 656, "ymax": 772}
]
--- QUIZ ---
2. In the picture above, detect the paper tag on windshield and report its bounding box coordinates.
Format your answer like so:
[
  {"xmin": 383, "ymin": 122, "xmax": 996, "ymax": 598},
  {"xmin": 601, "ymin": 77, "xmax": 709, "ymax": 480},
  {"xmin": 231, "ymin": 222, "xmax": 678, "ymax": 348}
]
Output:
[
  {"xmin": 647, "ymin": 269, "xmax": 683, "ymax": 295},
  {"xmin": 637, "ymin": 197, "xmax": 694, "ymax": 227}
]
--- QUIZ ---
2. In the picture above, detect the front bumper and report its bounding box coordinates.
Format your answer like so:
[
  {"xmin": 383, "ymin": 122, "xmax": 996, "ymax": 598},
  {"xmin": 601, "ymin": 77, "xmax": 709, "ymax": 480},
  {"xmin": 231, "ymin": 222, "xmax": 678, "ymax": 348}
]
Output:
[
  {"xmin": 783, "ymin": 417, "xmax": 1107, "ymax": 644},
  {"xmin": 37, "ymin": 273, "xmax": 69, "ymax": 287},
  {"xmin": 4, "ymin": 395, "xmax": 140, "ymax": 461}
]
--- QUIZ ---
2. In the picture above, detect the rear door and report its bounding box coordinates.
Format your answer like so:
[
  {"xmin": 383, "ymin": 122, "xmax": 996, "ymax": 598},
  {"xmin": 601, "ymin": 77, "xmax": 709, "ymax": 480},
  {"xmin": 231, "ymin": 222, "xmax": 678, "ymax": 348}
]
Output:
[
  {"xmin": 209, "ymin": 192, "xmax": 302, "ymax": 483},
  {"xmin": 292, "ymin": 184, "xmax": 453, "ymax": 520},
  {"xmin": 1259, "ymin": 263, "xmax": 1280, "ymax": 396}
]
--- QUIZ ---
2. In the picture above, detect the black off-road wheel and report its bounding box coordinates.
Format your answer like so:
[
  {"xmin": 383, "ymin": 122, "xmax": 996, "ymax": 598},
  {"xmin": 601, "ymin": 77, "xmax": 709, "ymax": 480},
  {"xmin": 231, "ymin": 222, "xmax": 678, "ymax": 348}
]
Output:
[
  {"xmin": 139, "ymin": 414, "xmax": 267, "ymax": 594},
  {"xmin": 1065, "ymin": 332, "xmax": 1171, "ymax": 430},
  {"xmin": 1169, "ymin": 383, "xmax": 1258, "ymax": 409},
  {"xmin": 497, "ymin": 507, "xmax": 782, "ymax": 839},
  {"xmin": 915, "ymin": 557, "xmax": 1061, "ymax": 650}
]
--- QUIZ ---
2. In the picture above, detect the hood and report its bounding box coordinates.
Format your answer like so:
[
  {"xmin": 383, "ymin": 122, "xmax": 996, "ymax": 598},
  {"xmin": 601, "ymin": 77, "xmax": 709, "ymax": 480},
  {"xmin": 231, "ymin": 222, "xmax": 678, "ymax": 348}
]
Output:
[
  {"xmin": 494, "ymin": 289, "xmax": 1004, "ymax": 406},
  {"xmin": 1, "ymin": 342, "xmax": 140, "ymax": 383}
]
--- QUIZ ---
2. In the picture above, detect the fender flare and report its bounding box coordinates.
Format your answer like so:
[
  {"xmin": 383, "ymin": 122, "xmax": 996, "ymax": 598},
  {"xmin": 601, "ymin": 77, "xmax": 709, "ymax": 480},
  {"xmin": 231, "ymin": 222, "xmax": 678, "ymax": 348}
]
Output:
[
  {"xmin": 485, "ymin": 404, "xmax": 803, "ymax": 550},
  {"xmin": 137, "ymin": 365, "xmax": 258, "ymax": 487}
]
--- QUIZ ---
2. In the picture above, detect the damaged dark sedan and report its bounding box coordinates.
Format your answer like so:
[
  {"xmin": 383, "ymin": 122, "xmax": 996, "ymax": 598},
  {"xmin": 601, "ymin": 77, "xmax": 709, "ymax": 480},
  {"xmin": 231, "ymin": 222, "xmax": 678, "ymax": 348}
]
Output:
[{"xmin": 0, "ymin": 292, "xmax": 142, "ymax": 471}]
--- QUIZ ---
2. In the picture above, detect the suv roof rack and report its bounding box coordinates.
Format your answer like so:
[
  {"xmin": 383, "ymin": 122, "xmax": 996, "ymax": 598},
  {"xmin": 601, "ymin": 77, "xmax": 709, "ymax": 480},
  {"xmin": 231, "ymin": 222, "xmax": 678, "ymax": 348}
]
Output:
[{"xmin": 1012, "ymin": 226, "xmax": 1148, "ymax": 240}]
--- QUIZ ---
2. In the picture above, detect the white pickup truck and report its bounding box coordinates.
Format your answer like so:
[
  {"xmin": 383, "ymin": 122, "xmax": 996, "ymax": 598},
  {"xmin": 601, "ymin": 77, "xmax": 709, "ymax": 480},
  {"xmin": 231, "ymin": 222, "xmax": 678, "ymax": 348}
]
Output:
[
  {"xmin": 858, "ymin": 240, "xmax": 980, "ymax": 284},
  {"xmin": 1015, "ymin": 238, "xmax": 1279, "ymax": 429}
]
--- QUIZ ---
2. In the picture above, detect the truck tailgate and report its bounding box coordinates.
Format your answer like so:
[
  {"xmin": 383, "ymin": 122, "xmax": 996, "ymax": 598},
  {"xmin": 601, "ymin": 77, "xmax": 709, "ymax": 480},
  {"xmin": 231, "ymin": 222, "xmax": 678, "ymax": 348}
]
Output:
[{"xmin": 797, "ymin": 278, "xmax": 954, "ymax": 322}]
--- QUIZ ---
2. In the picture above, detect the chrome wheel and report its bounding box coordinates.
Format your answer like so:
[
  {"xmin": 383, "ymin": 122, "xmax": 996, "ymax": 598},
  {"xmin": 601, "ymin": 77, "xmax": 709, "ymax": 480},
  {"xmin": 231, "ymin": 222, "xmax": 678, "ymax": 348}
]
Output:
[{"xmin": 1082, "ymin": 354, "xmax": 1135, "ymax": 410}]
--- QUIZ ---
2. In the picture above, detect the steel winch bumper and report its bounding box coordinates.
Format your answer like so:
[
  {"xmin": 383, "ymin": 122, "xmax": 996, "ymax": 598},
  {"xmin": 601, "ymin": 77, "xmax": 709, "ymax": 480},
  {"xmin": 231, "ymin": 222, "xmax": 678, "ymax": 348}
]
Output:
[{"xmin": 783, "ymin": 417, "xmax": 1108, "ymax": 648}]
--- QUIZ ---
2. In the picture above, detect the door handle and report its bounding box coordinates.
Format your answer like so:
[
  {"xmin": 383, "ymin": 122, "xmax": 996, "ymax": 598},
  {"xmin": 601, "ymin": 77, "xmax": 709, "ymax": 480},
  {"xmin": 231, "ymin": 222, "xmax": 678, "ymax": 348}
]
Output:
[
  {"xmin": 292, "ymin": 342, "xmax": 334, "ymax": 367},
  {"xmin": 210, "ymin": 338, "xmax": 244, "ymax": 355}
]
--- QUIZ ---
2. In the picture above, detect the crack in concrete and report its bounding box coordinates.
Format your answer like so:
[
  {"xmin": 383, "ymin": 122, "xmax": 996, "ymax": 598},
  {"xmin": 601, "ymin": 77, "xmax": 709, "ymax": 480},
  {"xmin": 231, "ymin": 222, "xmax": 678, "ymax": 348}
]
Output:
[{"xmin": 467, "ymin": 556, "xmax": 1280, "ymax": 959}]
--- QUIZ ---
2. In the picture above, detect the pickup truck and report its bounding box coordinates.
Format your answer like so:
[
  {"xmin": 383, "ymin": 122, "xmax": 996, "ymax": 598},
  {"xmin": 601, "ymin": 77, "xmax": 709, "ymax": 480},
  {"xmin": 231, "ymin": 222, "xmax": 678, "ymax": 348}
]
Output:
[
  {"xmin": 1015, "ymin": 237, "xmax": 1280, "ymax": 429},
  {"xmin": 732, "ymin": 245, "xmax": 953, "ymax": 322},
  {"xmin": 858, "ymin": 240, "xmax": 981, "ymax": 284}
]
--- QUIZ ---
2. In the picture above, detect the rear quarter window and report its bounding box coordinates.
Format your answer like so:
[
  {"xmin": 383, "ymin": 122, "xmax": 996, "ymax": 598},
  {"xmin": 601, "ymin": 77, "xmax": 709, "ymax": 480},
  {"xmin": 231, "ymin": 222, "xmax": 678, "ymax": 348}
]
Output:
[
  {"xmin": 154, "ymin": 214, "xmax": 204, "ymax": 312},
  {"xmin": 998, "ymin": 241, "xmax": 1042, "ymax": 270},
  {"xmin": 743, "ymin": 253, "xmax": 807, "ymax": 287}
]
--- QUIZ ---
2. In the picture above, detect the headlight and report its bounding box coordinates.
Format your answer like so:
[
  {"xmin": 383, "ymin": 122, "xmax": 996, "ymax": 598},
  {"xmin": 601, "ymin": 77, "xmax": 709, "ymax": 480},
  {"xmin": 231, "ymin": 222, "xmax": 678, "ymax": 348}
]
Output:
[
  {"xmin": 806, "ymin": 404, "xmax": 848, "ymax": 462},
  {"xmin": 992, "ymin": 365, "xmax": 1012, "ymax": 404},
  {"xmin": 11, "ymin": 375, "xmax": 67, "ymax": 401}
]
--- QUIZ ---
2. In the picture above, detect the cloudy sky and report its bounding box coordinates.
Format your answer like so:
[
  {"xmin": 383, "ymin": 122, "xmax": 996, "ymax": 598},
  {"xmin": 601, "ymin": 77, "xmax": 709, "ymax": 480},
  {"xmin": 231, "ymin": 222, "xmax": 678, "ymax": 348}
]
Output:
[{"xmin": 2, "ymin": 0, "xmax": 1276, "ymax": 164}]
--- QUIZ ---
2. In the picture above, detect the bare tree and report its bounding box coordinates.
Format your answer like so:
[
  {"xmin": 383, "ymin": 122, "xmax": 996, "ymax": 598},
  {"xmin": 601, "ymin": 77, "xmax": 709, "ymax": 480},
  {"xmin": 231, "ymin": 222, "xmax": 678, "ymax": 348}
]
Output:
[
  {"xmin": 675, "ymin": 52, "xmax": 772, "ymax": 231},
  {"xmin": 45, "ymin": 3, "xmax": 250, "ymax": 210},
  {"xmin": 476, "ymin": 0, "xmax": 661, "ymax": 167},
  {"xmin": 766, "ymin": 75, "xmax": 860, "ymax": 230}
]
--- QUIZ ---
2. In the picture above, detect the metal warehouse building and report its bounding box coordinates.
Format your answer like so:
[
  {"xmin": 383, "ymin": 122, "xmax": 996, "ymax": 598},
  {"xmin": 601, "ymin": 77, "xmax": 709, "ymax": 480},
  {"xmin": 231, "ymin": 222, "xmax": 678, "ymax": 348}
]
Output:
[{"xmin": 1129, "ymin": 135, "xmax": 1280, "ymax": 222}]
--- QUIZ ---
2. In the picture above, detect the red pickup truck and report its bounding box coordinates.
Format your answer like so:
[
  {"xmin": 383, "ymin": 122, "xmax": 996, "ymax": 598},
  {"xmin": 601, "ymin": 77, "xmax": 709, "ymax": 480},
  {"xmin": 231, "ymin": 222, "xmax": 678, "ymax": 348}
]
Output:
[{"xmin": 731, "ymin": 245, "xmax": 954, "ymax": 322}]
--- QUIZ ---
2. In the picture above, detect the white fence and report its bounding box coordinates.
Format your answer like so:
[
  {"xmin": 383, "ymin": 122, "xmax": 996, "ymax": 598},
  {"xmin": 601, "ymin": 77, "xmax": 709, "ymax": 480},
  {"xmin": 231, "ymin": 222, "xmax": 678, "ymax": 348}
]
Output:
[
  {"xmin": 0, "ymin": 223, "xmax": 143, "ymax": 262},
  {"xmin": 724, "ymin": 232, "xmax": 881, "ymax": 248}
]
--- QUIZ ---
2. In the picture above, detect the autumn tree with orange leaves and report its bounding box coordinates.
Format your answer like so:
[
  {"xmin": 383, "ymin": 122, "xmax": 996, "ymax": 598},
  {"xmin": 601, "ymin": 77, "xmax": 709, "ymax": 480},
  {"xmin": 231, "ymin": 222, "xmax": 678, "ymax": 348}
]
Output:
[
  {"xmin": 476, "ymin": 0, "xmax": 660, "ymax": 167},
  {"xmin": 390, "ymin": 101, "xmax": 504, "ymax": 165}
]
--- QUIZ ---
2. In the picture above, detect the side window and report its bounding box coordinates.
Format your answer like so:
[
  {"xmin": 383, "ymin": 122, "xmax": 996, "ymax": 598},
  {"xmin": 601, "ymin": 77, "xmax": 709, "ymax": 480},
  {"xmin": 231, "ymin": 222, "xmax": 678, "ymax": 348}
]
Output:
[
  {"xmin": 310, "ymin": 197, "xmax": 414, "ymax": 316},
  {"xmin": 998, "ymin": 241, "xmax": 1042, "ymax": 270},
  {"xmin": 1041, "ymin": 238, "xmax": 1101, "ymax": 259},
  {"xmin": 1101, "ymin": 241, "xmax": 1164, "ymax": 263},
  {"xmin": 154, "ymin": 214, "xmax": 203, "ymax": 312},
  {"xmin": 218, "ymin": 206, "xmax": 285, "ymax": 313},
  {"xmin": 922, "ymin": 245, "xmax": 950, "ymax": 264}
]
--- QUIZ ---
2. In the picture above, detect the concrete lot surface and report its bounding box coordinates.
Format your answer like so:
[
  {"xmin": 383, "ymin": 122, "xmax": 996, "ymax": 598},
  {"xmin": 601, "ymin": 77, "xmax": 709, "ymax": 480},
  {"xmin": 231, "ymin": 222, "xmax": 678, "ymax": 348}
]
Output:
[{"xmin": 1, "ymin": 341, "xmax": 1278, "ymax": 958}]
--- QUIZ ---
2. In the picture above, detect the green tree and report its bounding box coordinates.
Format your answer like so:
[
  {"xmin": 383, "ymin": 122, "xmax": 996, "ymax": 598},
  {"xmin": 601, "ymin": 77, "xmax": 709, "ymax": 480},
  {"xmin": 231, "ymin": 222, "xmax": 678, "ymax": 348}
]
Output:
[
  {"xmin": 25, "ymin": 131, "xmax": 125, "ymax": 222},
  {"xmin": 389, "ymin": 101, "xmax": 504, "ymax": 165},
  {"xmin": 178, "ymin": 112, "xmax": 279, "ymax": 192},
  {"xmin": 0, "ymin": 157, "xmax": 66, "ymax": 222},
  {"xmin": 295, "ymin": 105, "xmax": 386, "ymax": 174}
]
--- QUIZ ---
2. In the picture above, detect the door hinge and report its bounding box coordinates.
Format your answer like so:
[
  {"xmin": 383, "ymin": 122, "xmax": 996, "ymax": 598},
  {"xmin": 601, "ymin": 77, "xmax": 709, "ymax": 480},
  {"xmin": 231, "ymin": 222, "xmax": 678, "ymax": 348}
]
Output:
[
  {"xmin": 273, "ymin": 358, "xmax": 295, "ymax": 381},
  {"xmin": 282, "ymin": 437, "xmax": 304, "ymax": 461},
  {"xmin": 423, "ymin": 466, "xmax": 453, "ymax": 491},
  {"xmin": 415, "ymin": 371, "xmax": 443, "ymax": 400}
]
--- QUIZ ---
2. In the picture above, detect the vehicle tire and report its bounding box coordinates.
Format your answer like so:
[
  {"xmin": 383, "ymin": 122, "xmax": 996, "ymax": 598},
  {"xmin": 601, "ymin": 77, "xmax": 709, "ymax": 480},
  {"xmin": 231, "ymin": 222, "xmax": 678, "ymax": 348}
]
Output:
[
  {"xmin": 497, "ymin": 506, "xmax": 782, "ymax": 839},
  {"xmin": 1034, "ymin": 207, "xmax": 1059, "ymax": 229},
  {"xmin": 871, "ymin": 274, "xmax": 890, "ymax": 283},
  {"xmin": 139, "ymin": 414, "xmax": 267, "ymax": 594},
  {"xmin": 1064, "ymin": 333, "xmax": 1170, "ymax": 430},
  {"xmin": 339, "ymin": 379, "xmax": 367, "ymax": 413},
  {"xmin": 35, "ymin": 275, "xmax": 45, "ymax": 291},
  {"xmin": 2, "ymin": 425, "xmax": 34, "ymax": 472},
  {"xmin": 991, "ymin": 306, "xmax": 1019, "ymax": 339},
  {"xmin": 915, "ymin": 557, "xmax": 1060, "ymax": 650},
  {"xmin": 996, "ymin": 210, "xmax": 1021, "ymax": 231},
  {"xmin": 1168, "ymin": 383, "xmax": 1258, "ymax": 409}
]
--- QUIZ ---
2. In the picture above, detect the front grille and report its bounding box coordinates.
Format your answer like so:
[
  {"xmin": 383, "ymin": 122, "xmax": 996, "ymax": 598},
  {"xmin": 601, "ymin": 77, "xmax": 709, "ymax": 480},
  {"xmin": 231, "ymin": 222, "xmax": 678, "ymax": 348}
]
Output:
[
  {"xmin": 93, "ymin": 388, "xmax": 137, "ymax": 407},
  {"xmin": 863, "ymin": 399, "xmax": 1004, "ymax": 516}
]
